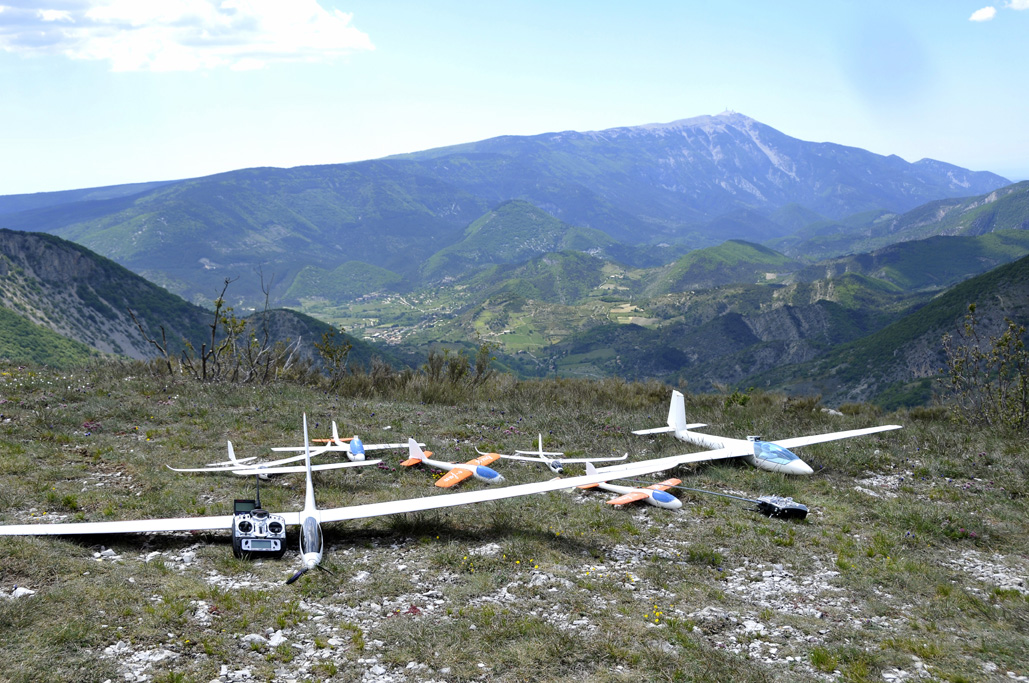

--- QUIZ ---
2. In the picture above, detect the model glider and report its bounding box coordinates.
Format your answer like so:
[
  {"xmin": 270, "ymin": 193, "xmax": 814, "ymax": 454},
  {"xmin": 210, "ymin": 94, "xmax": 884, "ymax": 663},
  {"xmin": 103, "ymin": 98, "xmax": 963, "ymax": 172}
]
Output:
[
  {"xmin": 578, "ymin": 462, "xmax": 682, "ymax": 509},
  {"xmin": 167, "ymin": 440, "xmax": 381, "ymax": 477},
  {"xmin": 268, "ymin": 422, "xmax": 415, "ymax": 463},
  {"xmin": 624, "ymin": 390, "xmax": 901, "ymax": 476},
  {"xmin": 402, "ymin": 439, "xmax": 505, "ymax": 488},
  {"xmin": 488, "ymin": 433, "xmax": 629, "ymax": 474}
]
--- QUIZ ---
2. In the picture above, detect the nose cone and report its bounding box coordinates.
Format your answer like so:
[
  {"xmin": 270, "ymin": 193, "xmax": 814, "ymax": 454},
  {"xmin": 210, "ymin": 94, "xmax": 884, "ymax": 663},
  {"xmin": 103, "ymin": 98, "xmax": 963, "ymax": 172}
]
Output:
[
  {"xmin": 650, "ymin": 490, "xmax": 682, "ymax": 510},
  {"xmin": 787, "ymin": 459, "xmax": 814, "ymax": 475},
  {"xmin": 475, "ymin": 465, "xmax": 504, "ymax": 484},
  {"xmin": 303, "ymin": 553, "xmax": 320, "ymax": 570}
]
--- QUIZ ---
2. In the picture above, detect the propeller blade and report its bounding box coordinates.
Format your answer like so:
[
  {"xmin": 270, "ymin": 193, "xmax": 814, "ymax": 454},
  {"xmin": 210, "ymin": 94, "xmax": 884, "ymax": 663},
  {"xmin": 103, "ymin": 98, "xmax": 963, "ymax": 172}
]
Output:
[{"xmin": 286, "ymin": 567, "xmax": 309, "ymax": 585}]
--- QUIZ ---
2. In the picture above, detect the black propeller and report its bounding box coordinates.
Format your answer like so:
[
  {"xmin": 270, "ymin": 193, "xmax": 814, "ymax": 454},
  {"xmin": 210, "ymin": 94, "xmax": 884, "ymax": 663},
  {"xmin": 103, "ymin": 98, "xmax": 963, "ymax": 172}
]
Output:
[
  {"xmin": 286, "ymin": 563, "xmax": 335, "ymax": 585},
  {"xmin": 286, "ymin": 567, "xmax": 309, "ymax": 585}
]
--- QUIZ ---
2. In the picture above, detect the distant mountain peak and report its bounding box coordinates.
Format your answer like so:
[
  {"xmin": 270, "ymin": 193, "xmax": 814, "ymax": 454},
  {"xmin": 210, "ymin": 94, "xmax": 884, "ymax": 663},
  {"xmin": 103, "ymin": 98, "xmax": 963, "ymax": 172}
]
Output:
[{"xmin": 583, "ymin": 111, "xmax": 760, "ymax": 139}]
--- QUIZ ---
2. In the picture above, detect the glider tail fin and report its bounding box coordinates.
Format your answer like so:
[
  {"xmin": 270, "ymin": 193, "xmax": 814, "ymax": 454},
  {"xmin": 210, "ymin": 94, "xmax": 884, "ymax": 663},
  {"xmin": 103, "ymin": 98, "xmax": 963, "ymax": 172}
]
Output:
[
  {"xmin": 401, "ymin": 438, "xmax": 426, "ymax": 466},
  {"xmin": 227, "ymin": 440, "xmax": 238, "ymax": 463},
  {"xmin": 578, "ymin": 461, "xmax": 603, "ymax": 489},
  {"xmin": 667, "ymin": 390, "xmax": 688, "ymax": 432},
  {"xmin": 331, "ymin": 421, "xmax": 344, "ymax": 446}
]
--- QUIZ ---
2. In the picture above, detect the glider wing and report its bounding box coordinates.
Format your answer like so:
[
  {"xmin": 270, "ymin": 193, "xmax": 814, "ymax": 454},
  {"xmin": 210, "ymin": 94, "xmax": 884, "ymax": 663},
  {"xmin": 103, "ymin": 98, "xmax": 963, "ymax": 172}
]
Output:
[
  {"xmin": 770, "ymin": 425, "xmax": 903, "ymax": 450},
  {"xmin": 435, "ymin": 469, "xmax": 474, "ymax": 488},
  {"xmin": 605, "ymin": 491, "xmax": 650, "ymax": 505}
]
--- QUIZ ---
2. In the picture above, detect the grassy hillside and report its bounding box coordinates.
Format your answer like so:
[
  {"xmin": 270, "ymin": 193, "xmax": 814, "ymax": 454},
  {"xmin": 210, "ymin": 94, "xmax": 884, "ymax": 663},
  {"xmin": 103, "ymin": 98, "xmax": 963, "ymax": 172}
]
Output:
[
  {"xmin": 793, "ymin": 230, "xmax": 1029, "ymax": 292},
  {"xmin": 421, "ymin": 200, "xmax": 618, "ymax": 280},
  {"xmin": 754, "ymin": 253, "xmax": 1029, "ymax": 407},
  {"xmin": 0, "ymin": 363, "xmax": 1026, "ymax": 682},
  {"xmin": 283, "ymin": 261, "xmax": 405, "ymax": 303},
  {"xmin": 0, "ymin": 230, "xmax": 392, "ymax": 374},
  {"xmin": 0, "ymin": 229, "xmax": 212, "ymax": 358},
  {"xmin": 0, "ymin": 306, "xmax": 98, "ymax": 368},
  {"xmin": 768, "ymin": 203, "xmax": 827, "ymax": 232},
  {"xmin": 775, "ymin": 181, "xmax": 1029, "ymax": 260},
  {"xmin": 0, "ymin": 165, "xmax": 489, "ymax": 304},
  {"xmin": 646, "ymin": 240, "xmax": 801, "ymax": 296}
]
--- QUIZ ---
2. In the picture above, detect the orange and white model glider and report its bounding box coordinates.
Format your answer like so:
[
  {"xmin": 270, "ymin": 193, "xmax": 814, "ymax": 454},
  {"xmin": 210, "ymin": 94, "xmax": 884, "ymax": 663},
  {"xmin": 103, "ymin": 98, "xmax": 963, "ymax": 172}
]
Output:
[
  {"xmin": 269, "ymin": 422, "xmax": 416, "ymax": 463},
  {"xmin": 578, "ymin": 462, "xmax": 683, "ymax": 509},
  {"xmin": 402, "ymin": 439, "xmax": 505, "ymax": 488}
]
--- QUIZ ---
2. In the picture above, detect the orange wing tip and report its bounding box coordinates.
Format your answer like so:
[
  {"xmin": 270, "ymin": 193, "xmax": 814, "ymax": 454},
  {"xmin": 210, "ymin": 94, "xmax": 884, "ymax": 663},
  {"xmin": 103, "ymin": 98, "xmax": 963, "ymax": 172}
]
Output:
[
  {"xmin": 577, "ymin": 483, "xmax": 601, "ymax": 489},
  {"xmin": 400, "ymin": 459, "xmax": 421, "ymax": 467},
  {"xmin": 470, "ymin": 452, "xmax": 500, "ymax": 466},
  {"xmin": 649, "ymin": 478, "xmax": 683, "ymax": 490}
]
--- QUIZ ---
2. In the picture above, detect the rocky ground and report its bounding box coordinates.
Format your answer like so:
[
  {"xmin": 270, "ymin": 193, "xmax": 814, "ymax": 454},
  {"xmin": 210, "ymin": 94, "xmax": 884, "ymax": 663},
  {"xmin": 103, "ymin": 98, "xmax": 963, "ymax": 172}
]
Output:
[{"xmin": 7, "ymin": 485, "xmax": 1027, "ymax": 683}]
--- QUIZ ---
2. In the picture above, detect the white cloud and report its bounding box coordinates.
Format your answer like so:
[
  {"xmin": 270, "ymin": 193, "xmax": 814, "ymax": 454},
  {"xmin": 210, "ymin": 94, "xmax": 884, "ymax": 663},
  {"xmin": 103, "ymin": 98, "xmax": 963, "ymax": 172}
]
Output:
[
  {"xmin": 0, "ymin": 0, "xmax": 373, "ymax": 71},
  {"xmin": 38, "ymin": 10, "xmax": 73, "ymax": 22},
  {"xmin": 969, "ymin": 6, "xmax": 997, "ymax": 21},
  {"xmin": 1007, "ymin": 0, "xmax": 1029, "ymax": 9}
]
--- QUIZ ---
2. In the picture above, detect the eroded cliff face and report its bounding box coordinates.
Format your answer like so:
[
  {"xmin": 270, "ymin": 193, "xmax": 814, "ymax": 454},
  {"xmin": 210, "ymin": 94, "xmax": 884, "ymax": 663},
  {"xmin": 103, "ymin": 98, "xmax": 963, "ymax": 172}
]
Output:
[
  {"xmin": 743, "ymin": 305, "xmax": 835, "ymax": 344},
  {"xmin": 0, "ymin": 229, "xmax": 207, "ymax": 359}
]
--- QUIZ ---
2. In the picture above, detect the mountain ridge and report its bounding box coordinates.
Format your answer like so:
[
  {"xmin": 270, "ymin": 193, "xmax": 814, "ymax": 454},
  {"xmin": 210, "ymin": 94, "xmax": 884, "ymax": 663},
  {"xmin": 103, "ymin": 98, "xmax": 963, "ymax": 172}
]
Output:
[{"xmin": 0, "ymin": 112, "xmax": 1010, "ymax": 307}]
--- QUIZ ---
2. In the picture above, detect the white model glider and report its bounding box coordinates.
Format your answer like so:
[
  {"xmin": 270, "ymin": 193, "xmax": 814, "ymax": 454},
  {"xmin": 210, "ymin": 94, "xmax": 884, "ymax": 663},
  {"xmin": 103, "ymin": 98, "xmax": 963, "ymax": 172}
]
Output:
[
  {"xmin": 268, "ymin": 422, "xmax": 415, "ymax": 463},
  {"xmin": 402, "ymin": 440, "xmax": 505, "ymax": 488},
  {"xmin": 625, "ymin": 390, "xmax": 902, "ymax": 476},
  {"xmin": 489, "ymin": 433, "xmax": 628, "ymax": 474},
  {"xmin": 578, "ymin": 462, "xmax": 683, "ymax": 510},
  {"xmin": 167, "ymin": 440, "xmax": 381, "ymax": 477}
]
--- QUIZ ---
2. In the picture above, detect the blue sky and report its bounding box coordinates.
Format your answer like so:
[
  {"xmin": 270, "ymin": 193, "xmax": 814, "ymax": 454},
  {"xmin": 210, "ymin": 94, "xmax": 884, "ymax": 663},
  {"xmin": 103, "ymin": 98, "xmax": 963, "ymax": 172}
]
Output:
[{"xmin": 1, "ymin": 1, "xmax": 1026, "ymax": 195}]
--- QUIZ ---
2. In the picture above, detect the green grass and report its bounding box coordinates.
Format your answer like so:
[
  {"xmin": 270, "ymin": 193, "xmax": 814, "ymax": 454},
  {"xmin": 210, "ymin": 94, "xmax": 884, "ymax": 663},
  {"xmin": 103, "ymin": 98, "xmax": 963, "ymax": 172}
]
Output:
[{"xmin": 0, "ymin": 361, "xmax": 1027, "ymax": 681}]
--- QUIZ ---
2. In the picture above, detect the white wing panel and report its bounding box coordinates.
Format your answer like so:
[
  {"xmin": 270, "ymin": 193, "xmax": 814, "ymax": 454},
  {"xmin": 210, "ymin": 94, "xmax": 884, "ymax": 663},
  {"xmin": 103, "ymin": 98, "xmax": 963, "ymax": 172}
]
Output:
[
  {"xmin": 168, "ymin": 460, "xmax": 379, "ymax": 475},
  {"xmin": 498, "ymin": 454, "xmax": 547, "ymax": 462},
  {"xmin": 593, "ymin": 447, "xmax": 742, "ymax": 476},
  {"xmin": 771, "ymin": 425, "xmax": 902, "ymax": 450},
  {"xmin": 558, "ymin": 454, "xmax": 629, "ymax": 464},
  {"xmin": 227, "ymin": 460, "xmax": 381, "ymax": 476},
  {"xmin": 0, "ymin": 514, "xmax": 237, "ymax": 536}
]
